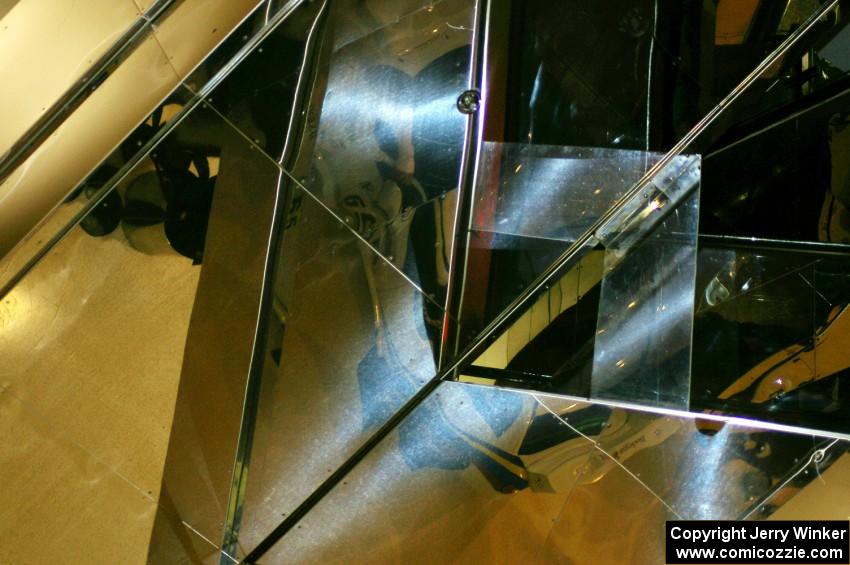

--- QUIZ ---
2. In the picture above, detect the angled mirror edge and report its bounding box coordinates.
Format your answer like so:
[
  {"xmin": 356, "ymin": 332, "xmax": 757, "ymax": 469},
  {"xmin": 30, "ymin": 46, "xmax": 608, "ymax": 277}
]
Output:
[{"xmin": 146, "ymin": 100, "xmax": 285, "ymax": 559}]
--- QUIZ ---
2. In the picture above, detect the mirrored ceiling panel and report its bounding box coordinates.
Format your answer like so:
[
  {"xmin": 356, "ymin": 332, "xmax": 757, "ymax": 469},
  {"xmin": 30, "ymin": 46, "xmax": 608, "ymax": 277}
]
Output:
[
  {"xmin": 226, "ymin": 179, "xmax": 446, "ymax": 558},
  {"xmin": 692, "ymin": 239, "xmax": 850, "ymax": 434},
  {"xmin": 256, "ymin": 381, "xmax": 846, "ymax": 563}
]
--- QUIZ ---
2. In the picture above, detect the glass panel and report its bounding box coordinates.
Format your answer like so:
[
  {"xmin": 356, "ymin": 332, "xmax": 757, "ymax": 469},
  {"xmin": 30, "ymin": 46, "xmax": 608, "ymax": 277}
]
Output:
[
  {"xmin": 692, "ymin": 239, "xmax": 850, "ymax": 434},
  {"xmin": 472, "ymin": 143, "xmax": 662, "ymax": 243},
  {"xmin": 460, "ymin": 144, "xmax": 700, "ymax": 409},
  {"xmin": 592, "ymin": 190, "xmax": 700, "ymax": 407},
  {"xmin": 230, "ymin": 182, "xmax": 443, "ymax": 556},
  {"xmin": 463, "ymin": 143, "xmax": 695, "ymax": 339},
  {"xmin": 258, "ymin": 381, "xmax": 842, "ymax": 563}
]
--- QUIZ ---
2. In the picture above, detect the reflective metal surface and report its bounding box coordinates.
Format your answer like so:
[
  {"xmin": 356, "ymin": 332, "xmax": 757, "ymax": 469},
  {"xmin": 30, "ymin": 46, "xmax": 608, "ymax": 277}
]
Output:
[
  {"xmin": 230, "ymin": 186, "xmax": 441, "ymax": 556},
  {"xmin": 5, "ymin": 0, "xmax": 850, "ymax": 562},
  {"xmin": 0, "ymin": 86, "xmax": 196, "ymax": 293},
  {"xmin": 0, "ymin": 0, "xmax": 142, "ymax": 158},
  {"xmin": 0, "ymin": 102, "xmax": 252, "ymax": 562},
  {"xmin": 202, "ymin": 0, "xmax": 319, "ymax": 159},
  {"xmin": 0, "ymin": 0, "xmax": 264, "ymax": 271},
  {"xmin": 693, "ymin": 239, "xmax": 850, "ymax": 434},
  {"xmin": 0, "ymin": 2, "xmax": 310, "ymax": 295},
  {"xmin": 147, "ymin": 102, "xmax": 282, "ymax": 563},
  {"xmin": 260, "ymin": 381, "xmax": 846, "ymax": 563},
  {"xmin": 292, "ymin": 0, "xmax": 473, "ymax": 318},
  {"xmin": 191, "ymin": 0, "xmax": 478, "ymax": 557},
  {"xmin": 0, "ymin": 30, "xmax": 181, "ymax": 261}
]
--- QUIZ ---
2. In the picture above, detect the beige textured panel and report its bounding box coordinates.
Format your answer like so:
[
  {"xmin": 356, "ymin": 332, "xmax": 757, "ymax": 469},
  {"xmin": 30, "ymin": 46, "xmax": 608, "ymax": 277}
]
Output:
[
  {"xmin": 149, "ymin": 0, "xmax": 262, "ymax": 79},
  {"xmin": 132, "ymin": 0, "xmax": 157, "ymax": 12},
  {"xmin": 0, "ymin": 197, "xmax": 85, "ymax": 290},
  {"xmin": 147, "ymin": 503, "xmax": 226, "ymax": 565},
  {"xmin": 0, "ymin": 33, "xmax": 179, "ymax": 261},
  {"xmin": 0, "ymin": 224, "xmax": 201, "ymax": 497},
  {"xmin": 0, "ymin": 0, "xmax": 141, "ymax": 155},
  {"xmin": 0, "ymin": 386, "xmax": 157, "ymax": 564}
]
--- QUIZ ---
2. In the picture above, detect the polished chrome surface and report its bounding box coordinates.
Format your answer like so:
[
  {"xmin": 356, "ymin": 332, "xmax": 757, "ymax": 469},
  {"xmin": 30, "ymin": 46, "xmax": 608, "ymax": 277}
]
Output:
[
  {"xmin": 261, "ymin": 381, "xmax": 846, "ymax": 563},
  {"xmin": 692, "ymin": 241, "xmax": 850, "ymax": 434}
]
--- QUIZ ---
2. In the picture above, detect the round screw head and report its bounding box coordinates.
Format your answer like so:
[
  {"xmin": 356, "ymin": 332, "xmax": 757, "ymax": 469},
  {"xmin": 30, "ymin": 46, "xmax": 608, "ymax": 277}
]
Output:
[{"xmin": 456, "ymin": 89, "xmax": 480, "ymax": 114}]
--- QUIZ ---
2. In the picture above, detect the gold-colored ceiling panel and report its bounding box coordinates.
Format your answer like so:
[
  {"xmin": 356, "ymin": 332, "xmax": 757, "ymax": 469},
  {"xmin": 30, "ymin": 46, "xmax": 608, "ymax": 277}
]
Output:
[
  {"xmin": 0, "ymin": 33, "xmax": 179, "ymax": 261},
  {"xmin": 0, "ymin": 0, "xmax": 141, "ymax": 156}
]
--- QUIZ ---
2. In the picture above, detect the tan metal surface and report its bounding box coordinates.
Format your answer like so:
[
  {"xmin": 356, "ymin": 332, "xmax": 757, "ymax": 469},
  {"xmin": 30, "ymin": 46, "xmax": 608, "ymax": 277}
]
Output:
[
  {"xmin": 0, "ymin": 386, "xmax": 160, "ymax": 564},
  {"xmin": 0, "ymin": 219, "xmax": 200, "ymax": 561},
  {"xmin": 149, "ymin": 0, "xmax": 263, "ymax": 79},
  {"xmin": 0, "ymin": 33, "xmax": 179, "ymax": 263},
  {"xmin": 0, "ymin": 0, "xmax": 141, "ymax": 157},
  {"xmin": 0, "ymin": 0, "xmax": 262, "ymax": 271}
]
